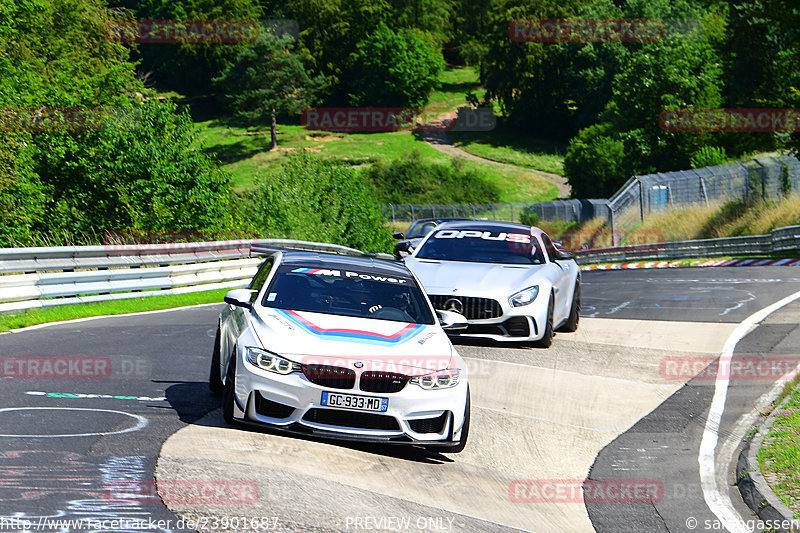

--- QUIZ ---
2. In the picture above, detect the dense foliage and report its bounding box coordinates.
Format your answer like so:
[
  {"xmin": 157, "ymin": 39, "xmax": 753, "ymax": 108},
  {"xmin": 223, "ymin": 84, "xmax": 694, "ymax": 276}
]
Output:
[
  {"xmin": 244, "ymin": 154, "xmax": 394, "ymax": 252},
  {"xmin": 365, "ymin": 152, "xmax": 501, "ymax": 204}
]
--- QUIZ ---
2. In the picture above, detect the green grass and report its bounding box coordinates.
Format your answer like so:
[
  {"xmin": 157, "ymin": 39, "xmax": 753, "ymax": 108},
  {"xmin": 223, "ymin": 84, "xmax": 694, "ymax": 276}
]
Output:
[
  {"xmin": 423, "ymin": 66, "xmax": 492, "ymax": 117},
  {"xmin": 0, "ymin": 289, "xmax": 228, "ymax": 332},
  {"xmin": 449, "ymin": 124, "xmax": 566, "ymax": 175},
  {"xmin": 758, "ymin": 383, "xmax": 800, "ymax": 518},
  {"xmin": 191, "ymin": 65, "xmax": 559, "ymax": 202},
  {"xmin": 196, "ymin": 120, "xmax": 558, "ymax": 202}
]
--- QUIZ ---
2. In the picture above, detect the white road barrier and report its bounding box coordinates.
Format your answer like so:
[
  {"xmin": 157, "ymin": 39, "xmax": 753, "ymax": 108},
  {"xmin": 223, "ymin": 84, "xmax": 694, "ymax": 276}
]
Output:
[{"xmin": 0, "ymin": 239, "xmax": 383, "ymax": 313}]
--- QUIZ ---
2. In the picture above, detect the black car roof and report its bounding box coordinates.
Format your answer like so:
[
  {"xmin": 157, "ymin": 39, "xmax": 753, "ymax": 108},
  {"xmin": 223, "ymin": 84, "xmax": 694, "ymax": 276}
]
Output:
[{"xmin": 279, "ymin": 252, "xmax": 412, "ymax": 277}]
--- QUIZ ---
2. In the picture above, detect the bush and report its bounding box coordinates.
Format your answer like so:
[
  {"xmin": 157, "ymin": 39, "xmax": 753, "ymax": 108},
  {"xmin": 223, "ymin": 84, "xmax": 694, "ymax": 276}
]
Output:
[
  {"xmin": 564, "ymin": 123, "xmax": 626, "ymax": 199},
  {"xmin": 365, "ymin": 151, "xmax": 500, "ymax": 204},
  {"xmin": 32, "ymin": 99, "xmax": 236, "ymax": 235},
  {"xmin": 519, "ymin": 209, "xmax": 540, "ymax": 227},
  {"xmin": 691, "ymin": 146, "xmax": 728, "ymax": 168},
  {"xmin": 0, "ymin": 131, "xmax": 45, "ymax": 246},
  {"xmin": 244, "ymin": 154, "xmax": 394, "ymax": 253}
]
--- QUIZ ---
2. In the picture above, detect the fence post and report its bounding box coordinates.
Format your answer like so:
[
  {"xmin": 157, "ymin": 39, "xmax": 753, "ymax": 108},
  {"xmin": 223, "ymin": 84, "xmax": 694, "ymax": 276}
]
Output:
[
  {"xmin": 699, "ymin": 176, "xmax": 709, "ymax": 207},
  {"xmin": 469, "ymin": 203, "xmax": 477, "ymax": 218},
  {"xmin": 753, "ymin": 159, "xmax": 766, "ymax": 200},
  {"xmin": 389, "ymin": 204, "xmax": 395, "ymax": 227},
  {"xmin": 636, "ymin": 178, "xmax": 644, "ymax": 221},
  {"xmin": 509, "ymin": 203, "xmax": 514, "ymax": 223},
  {"xmin": 410, "ymin": 204, "xmax": 415, "ymax": 220},
  {"xmin": 609, "ymin": 206, "xmax": 617, "ymax": 246},
  {"xmin": 450, "ymin": 204, "xmax": 456, "ymax": 217}
]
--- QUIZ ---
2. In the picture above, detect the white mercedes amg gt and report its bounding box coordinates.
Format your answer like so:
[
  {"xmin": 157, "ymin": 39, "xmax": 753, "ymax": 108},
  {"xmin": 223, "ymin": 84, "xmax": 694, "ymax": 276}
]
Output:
[
  {"xmin": 209, "ymin": 251, "xmax": 470, "ymax": 452},
  {"xmin": 404, "ymin": 221, "xmax": 580, "ymax": 347}
]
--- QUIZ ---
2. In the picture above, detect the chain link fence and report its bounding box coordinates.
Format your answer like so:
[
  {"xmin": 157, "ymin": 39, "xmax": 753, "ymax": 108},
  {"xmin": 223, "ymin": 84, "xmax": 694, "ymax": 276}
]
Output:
[
  {"xmin": 382, "ymin": 199, "xmax": 609, "ymax": 227},
  {"xmin": 608, "ymin": 155, "xmax": 800, "ymax": 242},
  {"xmin": 383, "ymin": 155, "xmax": 800, "ymax": 241}
]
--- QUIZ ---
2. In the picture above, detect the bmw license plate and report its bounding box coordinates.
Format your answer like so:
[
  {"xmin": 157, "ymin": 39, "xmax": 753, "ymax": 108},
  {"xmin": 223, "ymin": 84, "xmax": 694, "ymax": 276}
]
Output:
[{"xmin": 321, "ymin": 391, "xmax": 388, "ymax": 412}]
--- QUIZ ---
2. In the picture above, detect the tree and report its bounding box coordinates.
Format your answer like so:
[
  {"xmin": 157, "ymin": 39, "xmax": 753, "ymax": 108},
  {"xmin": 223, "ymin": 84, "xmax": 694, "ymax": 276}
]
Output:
[
  {"xmin": 108, "ymin": 0, "xmax": 262, "ymax": 96},
  {"xmin": 215, "ymin": 32, "xmax": 323, "ymax": 149},
  {"xmin": 347, "ymin": 23, "xmax": 444, "ymax": 107}
]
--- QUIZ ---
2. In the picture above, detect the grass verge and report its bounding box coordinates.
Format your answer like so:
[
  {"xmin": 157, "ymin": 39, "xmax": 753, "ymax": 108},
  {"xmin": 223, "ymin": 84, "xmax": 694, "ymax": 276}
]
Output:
[
  {"xmin": 448, "ymin": 124, "xmax": 566, "ymax": 175},
  {"xmin": 758, "ymin": 381, "xmax": 800, "ymax": 518},
  {"xmin": 0, "ymin": 289, "xmax": 228, "ymax": 333}
]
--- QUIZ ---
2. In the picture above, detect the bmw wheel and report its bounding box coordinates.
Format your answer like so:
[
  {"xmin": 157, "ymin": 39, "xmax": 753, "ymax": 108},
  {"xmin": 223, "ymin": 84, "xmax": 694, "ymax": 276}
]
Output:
[
  {"xmin": 441, "ymin": 387, "xmax": 470, "ymax": 453},
  {"xmin": 222, "ymin": 350, "xmax": 238, "ymax": 424}
]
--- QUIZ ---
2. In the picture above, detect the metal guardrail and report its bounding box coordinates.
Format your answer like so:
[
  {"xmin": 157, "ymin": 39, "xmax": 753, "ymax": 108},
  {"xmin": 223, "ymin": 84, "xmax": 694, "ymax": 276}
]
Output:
[
  {"xmin": 0, "ymin": 239, "xmax": 390, "ymax": 314},
  {"xmin": 576, "ymin": 225, "xmax": 800, "ymax": 265}
]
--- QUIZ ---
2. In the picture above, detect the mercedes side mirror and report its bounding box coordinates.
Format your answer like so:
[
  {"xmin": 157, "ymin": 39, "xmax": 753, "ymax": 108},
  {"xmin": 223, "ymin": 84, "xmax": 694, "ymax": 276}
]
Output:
[
  {"xmin": 554, "ymin": 249, "xmax": 574, "ymax": 261},
  {"xmin": 436, "ymin": 310, "xmax": 468, "ymax": 331}
]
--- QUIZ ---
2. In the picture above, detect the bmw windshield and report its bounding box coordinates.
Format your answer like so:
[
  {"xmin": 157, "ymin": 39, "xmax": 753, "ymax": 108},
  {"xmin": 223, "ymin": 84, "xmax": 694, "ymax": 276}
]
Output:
[
  {"xmin": 262, "ymin": 265, "xmax": 436, "ymax": 324},
  {"xmin": 415, "ymin": 229, "xmax": 546, "ymax": 265}
]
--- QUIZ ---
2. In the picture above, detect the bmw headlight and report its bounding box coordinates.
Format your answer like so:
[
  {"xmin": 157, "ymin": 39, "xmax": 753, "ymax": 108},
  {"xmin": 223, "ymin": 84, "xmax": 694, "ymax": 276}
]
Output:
[
  {"xmin": 245, "ymin": 347, "xmax": 300, "ymax": 375},
  {"xmin": 509, "ymin": 285, "xmax": 539, "ymax": 307},
  {"xmin": 411, "ymin": 369, "xmax": 460, "ymax": 390}
]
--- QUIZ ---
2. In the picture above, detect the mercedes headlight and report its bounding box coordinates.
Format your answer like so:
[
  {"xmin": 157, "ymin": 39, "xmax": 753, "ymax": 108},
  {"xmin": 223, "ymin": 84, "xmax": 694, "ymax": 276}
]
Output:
[
  {"xmin": 509, "ymin": 285, "xmax": 539, "ymax": 307},
  {"xmin": 411, "ymin": 369, "xmax": 460, "ymax": 390},
  {"xmin": 245, "ymin": 347, "xmax": 300, "ymax": 375}
]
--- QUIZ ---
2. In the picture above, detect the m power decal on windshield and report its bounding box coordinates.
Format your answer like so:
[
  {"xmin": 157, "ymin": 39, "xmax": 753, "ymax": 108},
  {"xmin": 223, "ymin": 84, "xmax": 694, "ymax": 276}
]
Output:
[
  {"xmin": 433, "ymin": 230, "xmax": 532, "ymax": 244},
  {"xmin": 291, "ymin": 267, "xmax": 409, "ymax": 284}
]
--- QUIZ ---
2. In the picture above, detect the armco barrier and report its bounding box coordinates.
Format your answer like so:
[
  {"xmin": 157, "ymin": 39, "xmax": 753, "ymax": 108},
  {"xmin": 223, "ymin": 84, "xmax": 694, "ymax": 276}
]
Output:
[
  {"xmin": 0, "ymin": 239, "xmax": 386, "ymax": 314},
  {"xmin": 576, "ymin": 225, "xmax": 800, "ymax": 265}
]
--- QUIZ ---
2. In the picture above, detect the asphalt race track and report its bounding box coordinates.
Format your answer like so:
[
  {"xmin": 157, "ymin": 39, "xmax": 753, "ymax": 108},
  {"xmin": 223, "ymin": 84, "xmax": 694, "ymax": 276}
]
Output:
[{"xmin": 1, "ymin": 266, "xmax": 799, "ymax": 532}]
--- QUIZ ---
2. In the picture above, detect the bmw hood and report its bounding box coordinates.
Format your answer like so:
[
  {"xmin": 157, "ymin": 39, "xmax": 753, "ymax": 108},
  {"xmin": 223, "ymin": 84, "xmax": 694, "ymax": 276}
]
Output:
[
  {"xmin": 405, "ymin": 257, "xmax": 543, "ymax": 296},
  {"xmin": 249, "ymin": 308, "xmax": 454, "ymax": 375}
]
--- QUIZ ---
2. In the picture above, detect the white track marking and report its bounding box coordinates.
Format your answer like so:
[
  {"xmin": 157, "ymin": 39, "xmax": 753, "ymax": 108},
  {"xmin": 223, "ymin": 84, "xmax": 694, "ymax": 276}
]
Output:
[
  {"xmin": 0, "ymin": 302, "xmax": 222, "ymax": 335},
  {"xmin": 699, "ymin": 289, "xmax": 800, "ymax": 533},
  {"xmin": 0, "ymin": 407, "xmax": 148, "ymax": 437}
]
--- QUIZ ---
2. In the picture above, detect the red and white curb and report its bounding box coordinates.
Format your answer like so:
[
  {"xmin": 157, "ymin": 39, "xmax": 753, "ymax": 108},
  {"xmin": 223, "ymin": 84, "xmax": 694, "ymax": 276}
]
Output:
[{"xmin": 581, "ymin": 257, "xmax": 800, "ymax": 271}]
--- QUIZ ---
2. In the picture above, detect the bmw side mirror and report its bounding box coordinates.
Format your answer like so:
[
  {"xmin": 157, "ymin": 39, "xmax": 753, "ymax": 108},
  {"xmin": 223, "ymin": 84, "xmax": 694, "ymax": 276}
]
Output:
[
  {"xmin": 392, "ymin": 232, "xmax": 405, "ymax": 240},
  {"xmin": 554, "ymin": 250, "xmax": 573, "ymax": 261},
  {"xmin": 436, "ymin": 310, "xmax": 468, "ymax": 331},
  {"xmin": 224, "ymin": 289, "xmax": 255, "ymax": 309}
]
